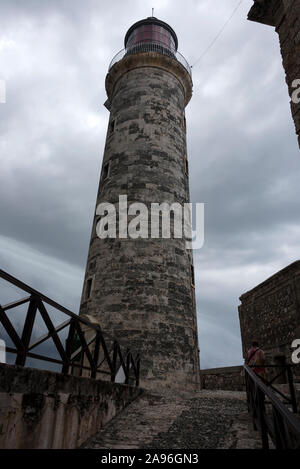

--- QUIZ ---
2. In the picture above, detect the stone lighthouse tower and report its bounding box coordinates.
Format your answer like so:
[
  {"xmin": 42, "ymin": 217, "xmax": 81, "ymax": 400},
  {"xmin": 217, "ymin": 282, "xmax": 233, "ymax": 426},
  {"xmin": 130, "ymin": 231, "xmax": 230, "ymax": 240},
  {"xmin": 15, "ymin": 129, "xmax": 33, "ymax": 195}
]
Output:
[{"xmin": 80, "ymin": 17, "xmax": 200, "ymax": 391}]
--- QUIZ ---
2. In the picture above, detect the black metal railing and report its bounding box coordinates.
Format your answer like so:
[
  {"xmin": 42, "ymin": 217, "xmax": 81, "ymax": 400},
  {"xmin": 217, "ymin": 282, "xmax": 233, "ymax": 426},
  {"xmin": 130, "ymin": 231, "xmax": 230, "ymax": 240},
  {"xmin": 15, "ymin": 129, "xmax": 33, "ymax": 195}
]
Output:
[
  {"xmin": 0, "ymin": 269, "xmax": 140, "ymax": 386},
  {"xmin": 109, "ymin": 41, "xmax": 192, "ymax": 76},
  {"xmin": 256, "ymin": 364, "xmax": 298, "ymax": 414},
  {"xmin": 244, "ymin": 364, "xmax": 300, "ymax": 449}
]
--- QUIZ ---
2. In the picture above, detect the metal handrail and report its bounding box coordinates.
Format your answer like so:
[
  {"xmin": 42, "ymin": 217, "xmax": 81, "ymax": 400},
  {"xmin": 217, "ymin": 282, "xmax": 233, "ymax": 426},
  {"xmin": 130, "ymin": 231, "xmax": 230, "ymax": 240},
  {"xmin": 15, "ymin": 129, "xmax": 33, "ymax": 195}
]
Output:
[
  {"xmin": 0, "ymin": 269, "xmax": 140, "ymax": 386},
  {"xmin": 108, "ymin": 42, "xmax": 192, "ymax": 76},
  {"xmin": 248, "ymin": 364, "xmax": 298, "ymax": 413},
  {"xmin": 244, "ymin": 364, "xmax": 300, "ymax": 449}
]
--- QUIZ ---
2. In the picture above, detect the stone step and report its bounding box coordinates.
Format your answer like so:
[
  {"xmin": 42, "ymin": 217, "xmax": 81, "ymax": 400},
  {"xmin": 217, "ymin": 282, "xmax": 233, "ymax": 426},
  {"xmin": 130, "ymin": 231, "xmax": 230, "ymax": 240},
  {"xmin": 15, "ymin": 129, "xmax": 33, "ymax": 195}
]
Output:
[{"xmin": 81, "ymin": 389, "xmax": 263, "ymax": 449}]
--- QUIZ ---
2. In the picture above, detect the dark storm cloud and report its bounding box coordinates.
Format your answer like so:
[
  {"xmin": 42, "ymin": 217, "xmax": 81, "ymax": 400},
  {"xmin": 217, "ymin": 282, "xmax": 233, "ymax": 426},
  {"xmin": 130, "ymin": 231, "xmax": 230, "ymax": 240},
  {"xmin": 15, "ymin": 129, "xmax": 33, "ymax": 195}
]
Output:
[{"xmin": 0, "ymin": 0, "xmax": 299, "ymax": 369}]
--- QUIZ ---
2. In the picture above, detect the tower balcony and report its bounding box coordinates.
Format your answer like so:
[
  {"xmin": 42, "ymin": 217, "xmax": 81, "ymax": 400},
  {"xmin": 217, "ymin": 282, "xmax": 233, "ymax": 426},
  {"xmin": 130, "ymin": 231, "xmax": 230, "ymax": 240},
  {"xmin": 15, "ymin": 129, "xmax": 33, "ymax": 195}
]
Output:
[{"xmin": 108, "ymin": 42, "xmax": 192, "ymax": 77}]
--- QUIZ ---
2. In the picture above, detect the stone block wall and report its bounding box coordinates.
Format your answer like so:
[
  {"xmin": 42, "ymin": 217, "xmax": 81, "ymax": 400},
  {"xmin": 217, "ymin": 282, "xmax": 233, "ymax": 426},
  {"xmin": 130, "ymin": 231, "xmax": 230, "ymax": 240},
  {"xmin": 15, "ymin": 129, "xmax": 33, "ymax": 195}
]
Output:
[
  {"xmin": 239, "ymin": 261, "xmax": 300, "ymax": 375},
  {"xmin": 0, "ymin": 363, "xmax": 142, "ymax": 449},
  {"xmin": 248, "ymin": 0, "xmax": 300, "ymax": 148},
  {"xmin": 200, "ymin": 366, "xmax": 245, "ymax": 391}
]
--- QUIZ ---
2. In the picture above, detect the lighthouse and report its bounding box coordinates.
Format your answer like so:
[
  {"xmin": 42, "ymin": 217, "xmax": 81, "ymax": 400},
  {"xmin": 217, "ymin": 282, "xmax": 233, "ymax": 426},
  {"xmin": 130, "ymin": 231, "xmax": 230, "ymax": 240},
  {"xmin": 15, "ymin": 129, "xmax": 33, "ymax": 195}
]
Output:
[{"xmin": 80, "ymin": 17, "xmax": 200, "ymax": 391}]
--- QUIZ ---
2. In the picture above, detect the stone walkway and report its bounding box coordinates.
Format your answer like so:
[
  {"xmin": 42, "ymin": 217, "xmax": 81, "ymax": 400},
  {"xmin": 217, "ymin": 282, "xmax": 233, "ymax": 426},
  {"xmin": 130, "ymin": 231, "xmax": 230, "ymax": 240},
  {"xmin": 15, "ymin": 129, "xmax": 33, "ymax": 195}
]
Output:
[{"xmin": 82, "ymin": 389, "xmax": 262, "ymax": 449}]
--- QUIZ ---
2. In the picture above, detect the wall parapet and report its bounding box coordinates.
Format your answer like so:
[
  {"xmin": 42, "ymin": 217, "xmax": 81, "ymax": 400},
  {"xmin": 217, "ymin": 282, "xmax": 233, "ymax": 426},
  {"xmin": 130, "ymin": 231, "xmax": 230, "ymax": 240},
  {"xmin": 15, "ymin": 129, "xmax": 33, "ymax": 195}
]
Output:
[
  {"xmin": 0, "ymin": 363, "xmax": 142, "ymax": 449},
  {"xmin": 238, "ymin": 260, "xmax": 300, "ymax": 361},
  {"xmin": 200, "ymin": 365, "xmax": 244, "ymax": 391}
]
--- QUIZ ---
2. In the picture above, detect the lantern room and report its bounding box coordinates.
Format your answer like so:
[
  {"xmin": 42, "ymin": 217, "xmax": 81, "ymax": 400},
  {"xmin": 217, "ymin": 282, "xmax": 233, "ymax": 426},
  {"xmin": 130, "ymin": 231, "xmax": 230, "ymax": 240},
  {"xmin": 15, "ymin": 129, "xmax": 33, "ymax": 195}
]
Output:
[{"xmin": 124, "ymin": 17, "xmax": 178, "ymax": 53}]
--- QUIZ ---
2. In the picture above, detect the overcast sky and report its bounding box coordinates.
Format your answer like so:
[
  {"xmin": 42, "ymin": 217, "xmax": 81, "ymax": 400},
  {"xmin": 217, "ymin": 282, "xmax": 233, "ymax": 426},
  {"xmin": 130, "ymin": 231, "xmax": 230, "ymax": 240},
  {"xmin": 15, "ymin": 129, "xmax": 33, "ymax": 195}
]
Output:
[{"xmin": 0, "ymin": 0, "xmax": 299, "ymax": 370}]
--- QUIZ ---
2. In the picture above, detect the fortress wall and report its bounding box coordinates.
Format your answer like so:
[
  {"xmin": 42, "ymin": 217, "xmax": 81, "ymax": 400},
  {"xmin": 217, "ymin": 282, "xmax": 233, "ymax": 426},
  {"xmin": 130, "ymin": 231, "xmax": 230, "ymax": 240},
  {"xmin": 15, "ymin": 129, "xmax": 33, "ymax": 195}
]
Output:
[
  {"xmin": 248, "ymin": 0, "xmax": 300, "ymax": 148},
  {"xmin": 0, "ymin": 363, "xmax": 142, "ymax": 449},
  {"xmin": 238, "ymin": 261, "xmax": 300, "ymax": 363},
  {"xmin": 238, "ymin": 261, "xmax": 300, "ymax": 384},
  {"xmin": 200, "ymin": 366, "xmax": 244, "ymax": 391}
]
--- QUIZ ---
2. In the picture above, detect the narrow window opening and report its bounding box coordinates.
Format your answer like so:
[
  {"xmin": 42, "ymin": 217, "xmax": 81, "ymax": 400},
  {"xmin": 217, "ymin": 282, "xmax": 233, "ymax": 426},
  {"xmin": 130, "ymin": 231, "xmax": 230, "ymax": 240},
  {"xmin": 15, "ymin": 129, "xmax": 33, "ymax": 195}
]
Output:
[
  {"xmin": 85, "ymin": 277, "xmax": 93, "ymax": 300},
  {"xmin": 182, "ymin": 113, "xmax": 186, "ymax": 131},
  {"xmin": 109, "ymin": 118, "xmax": 115, "ymax": 133},
  {"xmin": 184, "ymin": 155, "xmax": 189, "ymax": 176},
  {"xmin": 102, "ymin": 162, "xmax": 110, "ymax": 181},
  {"xmin": 191, "ymin": 264, "xmax": 195, "ymax": 288}
]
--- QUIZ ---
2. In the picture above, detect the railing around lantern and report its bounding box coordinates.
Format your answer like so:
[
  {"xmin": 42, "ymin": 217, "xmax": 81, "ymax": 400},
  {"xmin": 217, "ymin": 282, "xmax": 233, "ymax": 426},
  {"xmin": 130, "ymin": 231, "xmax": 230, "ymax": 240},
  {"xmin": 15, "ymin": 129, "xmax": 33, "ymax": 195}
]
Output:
[
  {"xmin": 108, "ymin": 42, "xmax": 192, "ymax": 77},
  {"xmin": 244, "ymin": 364, "xmax": 300, "ymax": 449},
  {"xmin": 0, "ymin": 269, "xmax": 140, "ymax": 386}
]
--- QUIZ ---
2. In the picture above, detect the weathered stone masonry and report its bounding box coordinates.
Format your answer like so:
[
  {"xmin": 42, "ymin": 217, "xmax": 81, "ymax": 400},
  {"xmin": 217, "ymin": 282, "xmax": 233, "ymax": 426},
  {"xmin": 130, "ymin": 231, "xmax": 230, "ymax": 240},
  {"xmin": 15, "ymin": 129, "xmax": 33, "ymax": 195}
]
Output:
[
  {"xmin": 239, "ymin": 260, "xmax": 300, "ymax": 375},
  {"xmin": 200, "ymin": 366, "xmax": 245, "ymax": 392},
  {"xmin": 0, "ymin": 363, "xmax": 141, "ymax": 449},
  {"xmin": 248, "ymin": 0, "xmax": 300, "ymax": 148},
  {"xmin": 79, "ymin": 21, "xmax": 200, "ymax": 391}
]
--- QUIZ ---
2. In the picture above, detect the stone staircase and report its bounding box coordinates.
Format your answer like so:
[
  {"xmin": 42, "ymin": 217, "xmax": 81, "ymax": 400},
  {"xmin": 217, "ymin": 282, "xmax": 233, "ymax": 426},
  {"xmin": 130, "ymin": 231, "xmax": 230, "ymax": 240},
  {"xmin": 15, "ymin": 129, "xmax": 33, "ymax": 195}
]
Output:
[{"xmin": 81, "ymin": 389, "xmax": 262, "ymax": 449}]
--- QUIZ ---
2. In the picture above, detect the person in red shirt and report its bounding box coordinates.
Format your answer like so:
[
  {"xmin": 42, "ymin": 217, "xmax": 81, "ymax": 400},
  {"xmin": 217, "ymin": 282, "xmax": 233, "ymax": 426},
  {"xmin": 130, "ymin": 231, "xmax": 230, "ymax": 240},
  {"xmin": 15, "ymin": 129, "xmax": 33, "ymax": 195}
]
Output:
[{"xmin": 246, "ymin": 340, "xmax": 266, "ymax": 380}]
